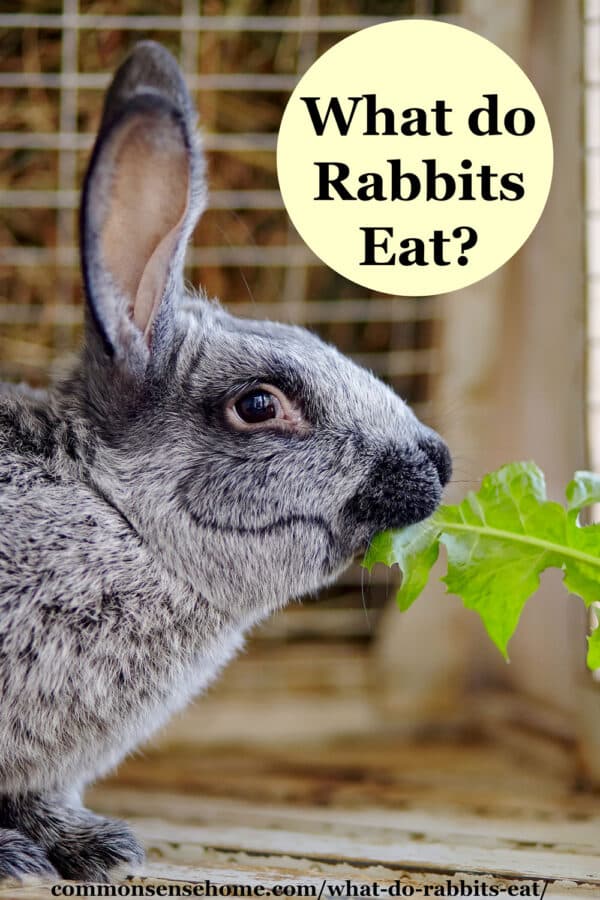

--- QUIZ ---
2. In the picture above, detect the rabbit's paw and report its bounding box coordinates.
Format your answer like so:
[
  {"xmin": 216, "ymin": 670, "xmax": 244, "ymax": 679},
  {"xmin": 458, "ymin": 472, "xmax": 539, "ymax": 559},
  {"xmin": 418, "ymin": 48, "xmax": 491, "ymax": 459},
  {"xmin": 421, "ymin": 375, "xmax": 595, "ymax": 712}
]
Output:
[
  {"xmin": 49, "ymin": 813, "xmax": 144, "ymax": 882},
  {"xmin": 0, "ymin": 828, "xmax": 58, "ymax": 880}
]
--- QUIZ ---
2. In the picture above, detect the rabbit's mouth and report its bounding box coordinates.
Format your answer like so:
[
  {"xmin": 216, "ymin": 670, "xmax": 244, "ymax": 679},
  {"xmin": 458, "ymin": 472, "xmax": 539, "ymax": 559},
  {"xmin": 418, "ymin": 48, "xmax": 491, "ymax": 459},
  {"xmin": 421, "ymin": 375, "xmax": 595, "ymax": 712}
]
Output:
[
  {"xmin": 352, "ymin": 544, "xmax": 370, "ymax": 562},
  {"xmin": 341, "ymin": 480, "xmax": 441, "ymax": 543},
  {"xmin": 340, "ymin": 440, "xmax": 451, "ymax": 542},
  {"xmin": 327, "ymin": 528, "xmax": 378, "ymax": 575}
]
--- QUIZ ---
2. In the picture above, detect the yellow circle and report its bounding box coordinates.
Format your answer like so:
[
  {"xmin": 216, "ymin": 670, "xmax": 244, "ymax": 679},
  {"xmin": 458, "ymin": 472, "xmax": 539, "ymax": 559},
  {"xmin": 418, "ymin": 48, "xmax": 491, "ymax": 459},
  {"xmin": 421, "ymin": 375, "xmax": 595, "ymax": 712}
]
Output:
[{"xmin": 276, "ymin": 20, "xmax": 553, "ymax": 297}]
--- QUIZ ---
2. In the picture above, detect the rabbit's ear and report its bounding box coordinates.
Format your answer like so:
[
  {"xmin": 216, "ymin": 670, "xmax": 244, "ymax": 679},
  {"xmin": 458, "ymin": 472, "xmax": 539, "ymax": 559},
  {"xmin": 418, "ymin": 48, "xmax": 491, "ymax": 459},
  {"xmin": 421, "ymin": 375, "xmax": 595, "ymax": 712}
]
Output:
[{"xmin": 80, "ymin": 42, "xmax": 206, "ymax": 371}]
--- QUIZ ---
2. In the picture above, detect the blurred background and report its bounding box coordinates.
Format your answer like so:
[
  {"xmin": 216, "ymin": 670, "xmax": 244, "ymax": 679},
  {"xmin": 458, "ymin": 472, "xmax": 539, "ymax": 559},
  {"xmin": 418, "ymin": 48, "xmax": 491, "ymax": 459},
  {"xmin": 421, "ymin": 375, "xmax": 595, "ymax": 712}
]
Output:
[{"xmin": 0, "ymin": 0, "xmax": 598, "ymax": 788}]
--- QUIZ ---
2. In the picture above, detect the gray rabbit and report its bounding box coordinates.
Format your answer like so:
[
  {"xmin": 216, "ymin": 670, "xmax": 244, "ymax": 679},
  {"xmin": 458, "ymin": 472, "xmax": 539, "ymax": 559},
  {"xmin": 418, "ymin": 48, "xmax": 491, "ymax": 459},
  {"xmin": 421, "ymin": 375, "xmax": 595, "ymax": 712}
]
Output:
[{"xmin": 0, "ymin": 42, "xmax": 451, "ymax": 882}]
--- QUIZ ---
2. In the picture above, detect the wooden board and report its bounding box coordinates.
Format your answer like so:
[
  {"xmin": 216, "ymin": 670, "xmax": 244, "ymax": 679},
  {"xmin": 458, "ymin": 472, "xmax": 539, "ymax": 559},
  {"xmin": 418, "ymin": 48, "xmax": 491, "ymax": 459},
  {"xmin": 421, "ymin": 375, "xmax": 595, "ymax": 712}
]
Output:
[{"xmin": 3, "ymin": 725, "xmax": 600, "ymax": 898}]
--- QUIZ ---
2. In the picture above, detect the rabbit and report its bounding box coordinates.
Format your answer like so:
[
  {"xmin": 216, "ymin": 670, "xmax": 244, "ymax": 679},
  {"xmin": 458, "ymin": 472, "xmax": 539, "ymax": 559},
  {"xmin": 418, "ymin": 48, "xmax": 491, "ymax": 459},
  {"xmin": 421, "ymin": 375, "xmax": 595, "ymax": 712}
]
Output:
[{"xmin": 0, "ymin": 41, "xmax": 451, "ymax": 882}]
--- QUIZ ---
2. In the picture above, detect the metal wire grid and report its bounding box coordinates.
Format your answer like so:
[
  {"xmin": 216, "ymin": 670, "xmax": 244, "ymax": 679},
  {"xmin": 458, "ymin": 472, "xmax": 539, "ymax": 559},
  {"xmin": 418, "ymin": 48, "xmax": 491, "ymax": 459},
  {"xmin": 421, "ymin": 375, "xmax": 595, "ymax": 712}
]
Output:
[{"xmin": 0, "ymin": 3, "xmax": 461, "ymax": 421}]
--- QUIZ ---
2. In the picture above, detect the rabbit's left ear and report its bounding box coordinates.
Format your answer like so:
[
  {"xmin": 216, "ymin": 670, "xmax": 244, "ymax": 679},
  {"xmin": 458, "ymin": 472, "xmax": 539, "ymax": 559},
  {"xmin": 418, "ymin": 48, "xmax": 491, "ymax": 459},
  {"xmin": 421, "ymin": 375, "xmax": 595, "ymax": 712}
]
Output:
[{"xmin": 80, "ymin": 42, "xmax": 206, "ymax": 372}]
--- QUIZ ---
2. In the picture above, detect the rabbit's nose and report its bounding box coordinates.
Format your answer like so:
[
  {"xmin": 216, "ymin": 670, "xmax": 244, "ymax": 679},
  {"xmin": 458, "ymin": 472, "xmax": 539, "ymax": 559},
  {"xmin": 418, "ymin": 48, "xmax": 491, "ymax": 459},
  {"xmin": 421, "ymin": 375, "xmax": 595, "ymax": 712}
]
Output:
[
  {"xmin": 417, "ymin": 432, "xmax": 452, "ymax": 487},
  {"xmin": 342, "ymin": 441, "xmax": 448, "ymax": 534}
]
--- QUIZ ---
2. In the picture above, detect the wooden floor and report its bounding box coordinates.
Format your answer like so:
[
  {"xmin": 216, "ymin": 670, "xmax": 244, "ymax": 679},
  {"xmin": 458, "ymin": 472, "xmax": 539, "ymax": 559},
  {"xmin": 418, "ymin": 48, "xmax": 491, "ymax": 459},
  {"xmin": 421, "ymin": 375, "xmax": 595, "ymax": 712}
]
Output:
[{"xmin": 4, "ymin": 718, "xmax": 600, "ymax": 898}]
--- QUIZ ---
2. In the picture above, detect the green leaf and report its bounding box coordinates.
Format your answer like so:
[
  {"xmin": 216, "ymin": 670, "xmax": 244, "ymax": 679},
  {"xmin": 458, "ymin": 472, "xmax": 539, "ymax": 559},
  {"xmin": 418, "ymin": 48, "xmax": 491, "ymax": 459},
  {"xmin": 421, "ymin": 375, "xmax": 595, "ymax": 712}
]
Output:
[
  {"xmin": 564, "ymin": 471, "xmax": 600, "ymax": 606},
  {"xmin": 364, "ymin": 520, "xmax": 441, "ymax": 611},
  {"xmin": 566, "ymin": 471, "xmax": 600, "ymax": 516},
  {"xmin": 363, "ymin": 461, "xmax": 600, "ymax": 668},
  {"xmin": 587, "ymin": 625, "xmax": 600, "ymax": 670},
  {"xmin": 435, "ymin": 462, "xmax": 566, "ymax": 658}
]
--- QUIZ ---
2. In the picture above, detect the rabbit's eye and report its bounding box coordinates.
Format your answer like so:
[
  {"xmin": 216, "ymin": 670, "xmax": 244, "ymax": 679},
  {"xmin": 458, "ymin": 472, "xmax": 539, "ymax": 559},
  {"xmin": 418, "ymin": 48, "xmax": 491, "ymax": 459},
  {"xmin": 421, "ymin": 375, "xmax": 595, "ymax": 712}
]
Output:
[
  {"xmin": 234, "ymin": 389, "xmax": 279, "ymax": 424},
  {"xmin": 226, "ymin": 383, "xmax": 308, "ymax": 434}
]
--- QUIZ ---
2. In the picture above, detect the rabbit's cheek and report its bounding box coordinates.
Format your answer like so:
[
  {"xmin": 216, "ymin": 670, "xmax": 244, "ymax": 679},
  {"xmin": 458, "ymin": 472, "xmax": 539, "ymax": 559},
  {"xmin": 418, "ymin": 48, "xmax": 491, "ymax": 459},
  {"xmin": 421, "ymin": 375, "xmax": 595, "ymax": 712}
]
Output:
[{"xmin": 186, "ymin": 516, "xmax": 338, "ymax": 614}]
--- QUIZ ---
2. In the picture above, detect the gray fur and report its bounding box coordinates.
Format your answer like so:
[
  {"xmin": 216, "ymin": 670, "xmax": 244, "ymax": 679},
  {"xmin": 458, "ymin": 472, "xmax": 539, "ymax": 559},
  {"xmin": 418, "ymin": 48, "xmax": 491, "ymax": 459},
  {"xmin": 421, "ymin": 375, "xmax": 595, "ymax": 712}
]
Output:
[{"xmin": 0, "ymin": 42, "xmax": 450, "ymax": 882}]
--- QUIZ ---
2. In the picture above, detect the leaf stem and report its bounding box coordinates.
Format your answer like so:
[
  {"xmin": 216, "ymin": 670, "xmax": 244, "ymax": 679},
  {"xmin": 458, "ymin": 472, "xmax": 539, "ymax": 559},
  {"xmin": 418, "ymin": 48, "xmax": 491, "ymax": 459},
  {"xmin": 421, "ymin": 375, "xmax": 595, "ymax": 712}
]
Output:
[{"xmin": 437, "ymin": 521, "xmax": 600, "ymax": 568}]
